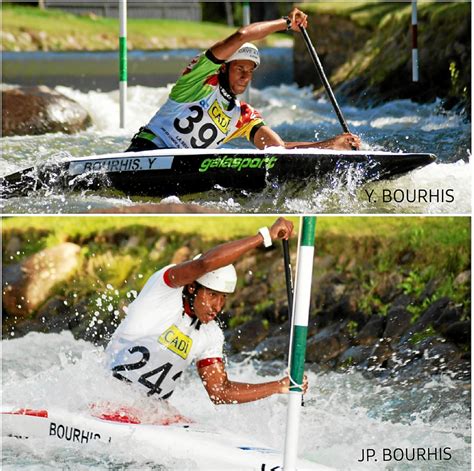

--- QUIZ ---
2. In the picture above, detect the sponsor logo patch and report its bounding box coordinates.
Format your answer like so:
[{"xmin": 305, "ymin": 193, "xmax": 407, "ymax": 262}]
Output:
[
  {"xmin": 208, "ymin": 100, "xmax": 231, "ymax": 133},
  {"xmin": 199, "ymin": 156, "xmax": 278, "ymax": 173},
  {"xmin": 159, "ymin": 325, "xmax": 193, "ymax": 359}
]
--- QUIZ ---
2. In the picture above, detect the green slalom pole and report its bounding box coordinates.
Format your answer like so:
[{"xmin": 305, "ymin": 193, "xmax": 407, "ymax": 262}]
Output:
[
  {"xmin": 119, "ymin": 0, "xmax": 127, "ymax": 128},
  {"xmin": 283, "ymin": 216, "xmax": 317, "ymax": 470}
]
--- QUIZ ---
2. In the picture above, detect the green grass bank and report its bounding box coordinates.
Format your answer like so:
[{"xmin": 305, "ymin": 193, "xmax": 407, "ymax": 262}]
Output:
[{"xmin": 1, "ymin": 3, "xmax": 284, "ymax": 51}]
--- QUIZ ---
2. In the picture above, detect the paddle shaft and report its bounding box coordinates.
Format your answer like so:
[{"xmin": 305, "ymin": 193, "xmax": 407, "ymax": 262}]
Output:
[
  {"xmin": 283, "ymin": 239, "xmax": 294, "ymax": 315},
  {"xmin": 282, "ymin": 238, "xmax": 304, "ymax": 407},
  {"xmin": 299, "ymin": 26, "xmax": 351, "ymax": 134}
]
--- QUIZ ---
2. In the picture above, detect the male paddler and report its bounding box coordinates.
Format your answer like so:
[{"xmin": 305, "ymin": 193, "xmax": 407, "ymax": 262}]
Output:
[
  {"xmin": 126, "ymin": 7, "xmax": 361, "ymax": 152},
  {"xmin": 105, "ymin": 217, "xmax": 308, "ymax": 404}
]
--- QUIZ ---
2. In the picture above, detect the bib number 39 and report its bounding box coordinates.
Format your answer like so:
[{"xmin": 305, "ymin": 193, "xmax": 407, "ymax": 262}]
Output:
[
  {"xmin": 112, "ymin": 345, "xmax": 182, "ymax": 398},
  {"xmin": 173, "ymin": 105, "xmax": 218, "ymax": 149}
]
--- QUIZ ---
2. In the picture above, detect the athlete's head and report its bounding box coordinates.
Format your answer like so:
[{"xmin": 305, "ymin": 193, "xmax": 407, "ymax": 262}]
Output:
[
  {"xmin": 184, "ymin": 262, "xmax": 237, "ymax": 324},
  {"xmin": 221, "ymin": 43, "xmax": 260, "ymax": 96}
]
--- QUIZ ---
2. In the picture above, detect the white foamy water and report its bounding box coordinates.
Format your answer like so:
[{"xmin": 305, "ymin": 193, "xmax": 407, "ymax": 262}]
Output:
[
  {"xmin": 1, "ymin": 332, "xmax": 471, "ymax": 470},
  {"xmin": 1, "ymin": 84, "xmax": 470, "ymax": 214}
]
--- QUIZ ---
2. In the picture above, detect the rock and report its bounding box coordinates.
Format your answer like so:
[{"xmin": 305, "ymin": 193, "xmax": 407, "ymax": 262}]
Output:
[
  {"xmin": 34, "ymin": 296, "xmax": 83, "ymax": 333},
  {"xmin": 306, "ymin": 323, "xmax": 349, "ymax": 363},
  {"xmin": 294, "ymin": 13, "xmax": 370, "ymax": 89},
  {"xmin": 306, "ymin": 334, "xmax": 348, "ymax": 363},
  {"xmin": 4, "ymin": 236, "xmax": 22, "ymax": 257},
  {"xmin": 2, "ymin": 243, "xmax": 81, "ymax": 317},
  {"xmin": 2, "ymin": 85, "xmax": 92, "ymax": 136},
  {"xmin": 454, "ymin": 270, "xmax": 471, "ymax": 287},
  {"xmin": 367, "ymin": 338, "xmax": 393, "ymax": 370},
  {"xmin": 355, "ymin": 315, "xmax": 385, "ymax": 346},
  {"xmin": 228, "ymin": 318, "xmax": 270, "ymax": 352},
  {"xmin": 383, "ymin": 307, "xmax": 412, "ymax": 343},
  {"xmin": 425, "ymin": 342, "xmax": 461, "ymax": 364},
  {"xmin": 238, "ymin": 284, "xmax": 269, "ymax": 307},
  {"xmin": 443, "ymin": 321, "xmax": 471, "ymax": 345},
  {"xmin": 401, "ymin": 297, "xmax": 451, "ymax": 342},
  {"xmin": 374, "ymin": 273, "xmax": 403, "ymax": 303},
  {"xmin": 390, "ymin": 294, "xmax": 415, "ymax": 309},
  {"xmin": 235, "ymin": 255, "xmax": 257, "ymax": 276},
  {"xmin": 338, "ymin": 345, "xmax": 373, "ymax": 366},
  {"xmin": 254, "ymin": 335, "xmax": 289, "ymax": 361},
  {"xmin": 432, "ymin": 305, "xmax": 461, "ymax": 333},
  {"xmin": 171, "ymin": 246, "xmax": 191, "ymax": 265}
]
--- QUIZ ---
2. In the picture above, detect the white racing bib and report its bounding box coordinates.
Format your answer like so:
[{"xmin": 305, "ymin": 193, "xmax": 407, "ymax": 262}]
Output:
[
  {"xmin": 109, "ymin": 324, "xmax": 194, "ymax": 400},
  {"xmin": 149, "ymin": 91, "xmax": 241, "ymax": 149}
]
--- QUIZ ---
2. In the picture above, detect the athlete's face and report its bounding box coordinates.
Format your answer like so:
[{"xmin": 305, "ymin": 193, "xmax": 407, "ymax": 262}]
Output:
[
  {"xmin": 226, "ymin": 60, "xmax": 256, "ymax": 95},
  {"xmin": 193, "ymin": 286, "xmax": 227, "ymax": 323}
]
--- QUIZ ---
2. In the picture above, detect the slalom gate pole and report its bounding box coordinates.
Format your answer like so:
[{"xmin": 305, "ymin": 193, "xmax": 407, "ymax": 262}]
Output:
[
  {"xmin": 412, "ymin": 0, "xmax": 419, "ymax": 82},
  {"xmin": 283, "ymin": 217, "xmax": 317, "ymax": 470},
  {"xmin": 119, "ymin": 0, "xmax": 127, "ymax": 128}
]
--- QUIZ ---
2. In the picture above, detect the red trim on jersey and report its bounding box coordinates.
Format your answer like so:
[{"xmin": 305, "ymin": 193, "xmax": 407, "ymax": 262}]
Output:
[
  {"xmin": 163, "ymin": 268, "xmax": 174, "ymax": 288},
  {"xmin": 196, "ymin": 357, "xmax": 223, "ymax": 369},
  {"xmin": 183, "ymin": 298, "xmax": 195, "ymax": 318},
  {"xmin": 236, "ymin": 102, "xmax": 262, "ymax": 129},
  {"xmin": 205, "ymin": 74, "xmax": 219, "ymax": 87}
]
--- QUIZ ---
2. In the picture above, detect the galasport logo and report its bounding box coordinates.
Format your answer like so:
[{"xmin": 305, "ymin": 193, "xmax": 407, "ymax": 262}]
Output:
[
  {"xmin": 199, "ymin": 156, "xmax": 278, "ymax": 172},
  {"xmin": 49, "ymin": 421, "xmax": 111, "ymax": 444}
]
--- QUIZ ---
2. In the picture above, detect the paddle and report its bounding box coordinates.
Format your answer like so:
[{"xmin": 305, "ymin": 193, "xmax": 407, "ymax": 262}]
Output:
[
  {"xmin": 282, "ymin": 238, "xmax": 305, "ymax": 406},
  {"xmin": 299, "ymin": 25, "xmax": 351, "ymax": 135},
  {"xmin": 282, "ymin": 239, "xmax": 294, "ymax": 317}
]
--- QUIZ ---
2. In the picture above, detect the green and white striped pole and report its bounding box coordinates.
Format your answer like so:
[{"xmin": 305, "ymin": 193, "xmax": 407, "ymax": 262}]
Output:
[
  {"xmin": 283, "ymin": 216, "xmax": 317, "ymax": 470},
  {"xmin": 119, "ymin": 0, "xmax": 127, "ymax": 128}
]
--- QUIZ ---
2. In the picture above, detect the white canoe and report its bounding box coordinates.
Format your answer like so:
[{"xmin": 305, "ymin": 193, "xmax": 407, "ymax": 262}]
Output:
[{"xmin": 2, "ymin": 405, "xmax": 333, "ymax": 470}]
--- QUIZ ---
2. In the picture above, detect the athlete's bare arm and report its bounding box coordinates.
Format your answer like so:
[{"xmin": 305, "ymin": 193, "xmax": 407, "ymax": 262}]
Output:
[
  {"xmin": 198, "ymin": 361, "xmax": 308, "ymax": 404},
  {"xmin": 209, "ymin": 8, "xmax": 308, "ymax": 61},
  {"xmin": 253, "ymin": 125, "xmax": 361, "ymax": 151},
  {"xmin": 166, "ymin": 217, "xmax": 294, "ymax": 288}
]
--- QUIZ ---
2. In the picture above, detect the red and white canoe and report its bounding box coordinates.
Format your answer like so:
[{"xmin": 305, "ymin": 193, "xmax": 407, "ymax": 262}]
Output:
[{"xmin": 2, "ymin": 404, "xmax": 333, "ymax": 470}]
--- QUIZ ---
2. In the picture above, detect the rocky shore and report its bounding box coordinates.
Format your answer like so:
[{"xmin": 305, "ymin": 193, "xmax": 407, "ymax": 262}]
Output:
[
  {"xmin": 2, "ymin": 220, "xmax": 470, "ymax": 383},
  {"xmin": 294, "ymin": 2, "xmax": 470, "ymax": 116}
]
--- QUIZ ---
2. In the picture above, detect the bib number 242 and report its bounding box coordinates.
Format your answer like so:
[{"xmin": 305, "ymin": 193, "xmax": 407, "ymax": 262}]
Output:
[
  {"xmin": 112, "ymin": 345, "xmax": 182, "ymax": 398},
  {"xmin": 173, "ymin": 105, "xmax": 218, "ymax": 148}
]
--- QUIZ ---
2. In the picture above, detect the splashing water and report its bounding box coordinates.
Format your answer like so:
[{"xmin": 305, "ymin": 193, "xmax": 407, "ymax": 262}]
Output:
[
  {"xmin": 1, "ymin": 84, "xmax": 470, "ymax": 214},
  {"xmin": 1, "ymin": 332, "xmax": 470, "ymax": 470}
]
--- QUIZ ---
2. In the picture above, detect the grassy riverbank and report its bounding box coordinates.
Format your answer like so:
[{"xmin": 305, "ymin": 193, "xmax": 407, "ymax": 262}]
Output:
[
  {"xmin": 1, "ymin": 3, "xmax": 287, "ymax": 51},
  {"xmin": 295, "ymin": 1, "xmax": 470, "ymax": 111},
  {"xmin": 2, "ymin": 216, "xmax": 470, "ymax": 312}
]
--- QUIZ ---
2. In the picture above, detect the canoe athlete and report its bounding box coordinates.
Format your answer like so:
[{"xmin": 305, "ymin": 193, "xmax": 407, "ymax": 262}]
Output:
[
  {"xmin": 106, "ymin": 217, "xmax": 308, "ymax": 404},
  {"xmin": 126, "ymin": 7, "xmax": 360, "ymax": 152}
]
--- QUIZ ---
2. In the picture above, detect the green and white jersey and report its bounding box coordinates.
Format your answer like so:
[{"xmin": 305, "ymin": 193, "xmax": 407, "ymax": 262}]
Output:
[{"xmin": 146, "ymin": 52, "xmax": 265, "ymax": 149}]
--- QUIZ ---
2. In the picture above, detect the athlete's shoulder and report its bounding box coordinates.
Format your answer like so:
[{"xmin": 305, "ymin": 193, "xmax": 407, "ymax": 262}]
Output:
[
  {"xmin": 233, "ymin": 102, "xmax": 264, "ymax": 133},
  {"xmin": 239, "ymin": 102, "xmax": 263, "ymax": 123},
  {"xmin": 200, "ymin": 320, "xmax": 224, "ymax": 341},
  {"xmin": 181, "ymin": 50, "xmax": 222, "ymax": 77}
]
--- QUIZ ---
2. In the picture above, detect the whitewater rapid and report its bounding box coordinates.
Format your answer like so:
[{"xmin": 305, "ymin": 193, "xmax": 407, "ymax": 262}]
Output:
[
  {"xmin": 2, "ymin": 331, "xmax": 471, "ymax": 470},
  {"xmin": 1, "ymin": 83, "xmax": 471, "ymax": 214}
]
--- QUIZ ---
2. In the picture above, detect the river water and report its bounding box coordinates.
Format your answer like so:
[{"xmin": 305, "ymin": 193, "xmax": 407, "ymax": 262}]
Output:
[
  {"xmin": 1, "ymin": 331, "xmax": 470, "ymax": 470},
  {"xmin": 1, "ymin": 49, "xmax": 471, "ymax": 214}
]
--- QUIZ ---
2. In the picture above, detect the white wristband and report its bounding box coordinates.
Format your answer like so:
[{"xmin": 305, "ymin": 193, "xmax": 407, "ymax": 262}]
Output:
[{"xmin": 258, "ymin": 227, "xmax": 272, "ymax": 248}]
